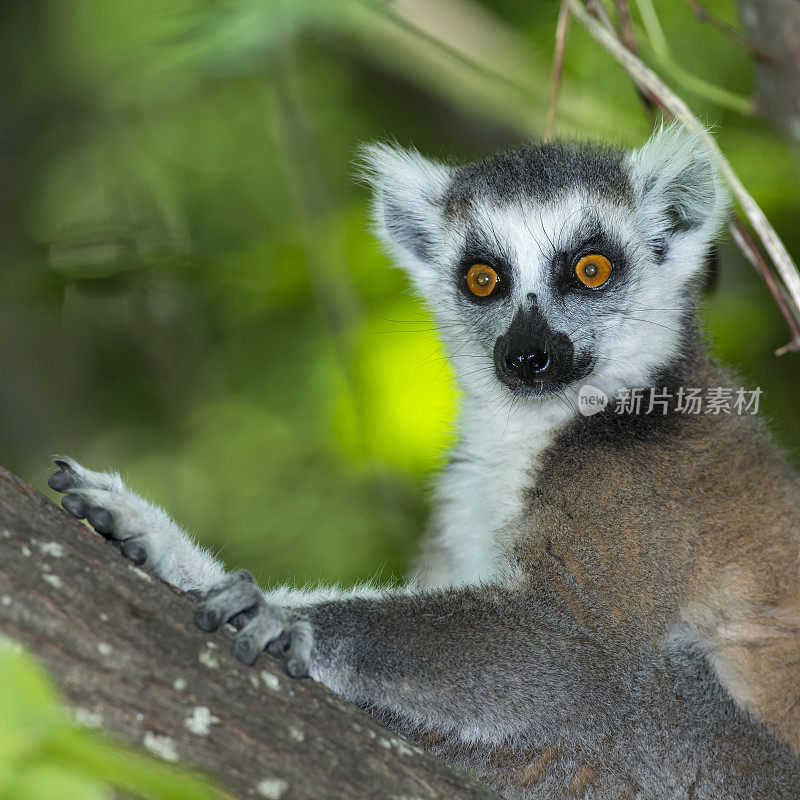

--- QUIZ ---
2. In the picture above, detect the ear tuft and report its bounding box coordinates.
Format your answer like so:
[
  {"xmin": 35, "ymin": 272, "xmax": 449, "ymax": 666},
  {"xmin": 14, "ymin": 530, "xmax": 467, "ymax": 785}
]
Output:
[
  {"xmin": 626, "ymin": 122, "xmax": 727, "ymax": 260},
  {"xmin": 358, "ymin": 142, "xmax": 451, "ymax": 264}
]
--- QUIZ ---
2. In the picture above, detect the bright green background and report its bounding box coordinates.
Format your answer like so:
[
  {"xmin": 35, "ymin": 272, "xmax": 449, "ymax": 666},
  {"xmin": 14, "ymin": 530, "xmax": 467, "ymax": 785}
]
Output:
[{"xmin": 3, "ymin": 0, "xmax": 799, "ymax": 593}]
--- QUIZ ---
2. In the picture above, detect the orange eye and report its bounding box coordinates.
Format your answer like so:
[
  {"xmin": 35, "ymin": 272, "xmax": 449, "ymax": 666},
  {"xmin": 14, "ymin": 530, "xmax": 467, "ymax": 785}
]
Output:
[
  {"xmin": 575, "ymin": 254, "xmax": 612, "ymax": 288},
  {"xmin": 466, "ymin": 264, "xmax": 499, "ymax": 297}
]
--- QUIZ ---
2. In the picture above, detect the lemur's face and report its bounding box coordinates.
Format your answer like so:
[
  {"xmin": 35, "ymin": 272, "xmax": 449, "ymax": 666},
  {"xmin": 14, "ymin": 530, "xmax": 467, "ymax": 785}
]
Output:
[
  {"xmin": 444, "ymin": 188, "xmax": 631, "ymax": 400},
  {"xmin": 365, "ymin": 127, "xmax": 725, "ymax": 407}
]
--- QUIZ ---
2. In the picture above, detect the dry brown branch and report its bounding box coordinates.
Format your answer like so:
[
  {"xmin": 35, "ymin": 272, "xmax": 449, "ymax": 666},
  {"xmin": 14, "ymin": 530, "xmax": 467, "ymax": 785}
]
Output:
[
  {"xmin": 610, "ymin": 0, "xmax": 658, "ymax": 117},
  {"xmin": 545, "ymin": 0, "xmax": 572, "ymax": 141},
  {"xmin": 567, "ymin": 0, "xmax": 800, "ymax": 354},
  {"xmin": 729, "ymin": 218, "xmax": 800, "ymax": 354},
  {"xmin": 585, "ymin": 0, "xmax": 615, "ymax": 31},
  {"xmin": 614, "ymin": 0, "xmax": 638, "ymax": 53}
]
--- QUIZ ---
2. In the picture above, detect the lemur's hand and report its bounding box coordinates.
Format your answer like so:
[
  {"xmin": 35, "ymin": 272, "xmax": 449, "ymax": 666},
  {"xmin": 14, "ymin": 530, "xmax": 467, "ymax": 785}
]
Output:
[
  {"xmin": 47, "ymin": 456, "xmax": 227, "ymax": 594},
  {"xmin": 195, "ymin": 570, "xmax": 313, "ymax": 676},
  {"xmin": 49, "ymin": 456, "xmax": 159, "ymax": 565}
]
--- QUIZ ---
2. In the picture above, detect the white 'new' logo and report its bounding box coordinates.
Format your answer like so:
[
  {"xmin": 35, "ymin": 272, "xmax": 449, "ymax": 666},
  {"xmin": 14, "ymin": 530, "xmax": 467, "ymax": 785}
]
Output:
[{"xmin": 578, "ymin": 384, "xmax": 608, "ymax": 416}]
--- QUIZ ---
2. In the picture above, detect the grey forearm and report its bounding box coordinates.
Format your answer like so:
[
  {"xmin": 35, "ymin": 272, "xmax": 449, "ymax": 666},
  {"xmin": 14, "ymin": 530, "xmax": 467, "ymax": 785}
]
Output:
[{"xmin": 304, "ymin": 586, "xmax": 621, "ymax": 743}]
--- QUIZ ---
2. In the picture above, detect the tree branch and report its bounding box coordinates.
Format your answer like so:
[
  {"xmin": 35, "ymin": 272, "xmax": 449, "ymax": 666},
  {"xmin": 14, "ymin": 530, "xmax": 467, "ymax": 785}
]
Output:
[
  {"xmin": 545, "ymin": 0, "xmax": 571, "ymax": 141},
  {"xmin": 0, "ymin": 466, "xmax": 499, "ymax": 800}
]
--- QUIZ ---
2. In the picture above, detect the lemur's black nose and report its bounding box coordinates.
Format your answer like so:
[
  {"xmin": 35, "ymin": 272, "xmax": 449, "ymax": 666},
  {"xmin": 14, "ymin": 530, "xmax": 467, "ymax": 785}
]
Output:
[{"xmin": 503, "ymin": 346, "xmax": 550, "ymax": 383}]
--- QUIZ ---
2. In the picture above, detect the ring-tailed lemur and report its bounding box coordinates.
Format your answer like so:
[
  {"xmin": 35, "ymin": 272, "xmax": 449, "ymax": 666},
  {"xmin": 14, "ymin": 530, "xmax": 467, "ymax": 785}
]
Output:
[{"xmin": 49, "ymin": 124, "xmax": 800, "ymax": 798}]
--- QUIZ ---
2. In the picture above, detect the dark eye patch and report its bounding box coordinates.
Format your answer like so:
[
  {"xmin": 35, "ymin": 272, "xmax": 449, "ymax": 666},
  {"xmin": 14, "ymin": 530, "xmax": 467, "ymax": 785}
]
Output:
[
  {"xmin": 455, "ymin": 228, "xmax": 514, "ymax": 304},
  {"xmin": 550, "ymin": 226, "xmax": 629, "ymax": 296}
]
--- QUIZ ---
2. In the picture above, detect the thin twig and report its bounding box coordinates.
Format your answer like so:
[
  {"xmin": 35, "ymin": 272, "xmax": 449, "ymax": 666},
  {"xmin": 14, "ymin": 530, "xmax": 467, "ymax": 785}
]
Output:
[
  {"xmin": 614, "ymin": 0, "xmax": 638, "ymax": 53},
  {"xmin": 585, "ymin": 0, "xmax": 615, "ymax": 31},
  {"xmin": 567, "ymin": 0, "xmax": 800, "ymax": 354},
  {"xmin": 729, "ymin": 217, "xmax": 800, "ymax": 354},
  {"xmin": 545, "ymin": 0, "xmax": 571, "ymax": 141},
  {"xmin": 775, "ymin": 339, "xmax": 800, "ymax": 356},
  {"xmin": 684, "ymin": 0, "xmax": 784, "ymax": 69},
  {"xmin": 611, "ymin": 0, "xmax": 657, "ymax": 118}
]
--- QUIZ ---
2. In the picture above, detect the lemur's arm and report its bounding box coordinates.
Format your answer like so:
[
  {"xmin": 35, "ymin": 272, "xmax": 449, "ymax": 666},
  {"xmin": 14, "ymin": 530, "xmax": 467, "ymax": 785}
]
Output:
[
  {"xmin": 47, "ymin": 459, "xmax": 377, "ymax": 603},
  {"xmin": 48, "ymin": 462, "xmax": 612, "ymax": 738},
  {"xmin": 48, "ymin": 460, "xmax": 613, "ymax": 738},
  {"xmin": 196, "ymin": 571, "xmax": 800, "ymax": 798},
  {"xmin": 196, "ymin": 569, "xmax": 620, "ymax": 738},
  {"xmin": 48, "ymin": 458, "xmax": 225, "ymax": 592}
]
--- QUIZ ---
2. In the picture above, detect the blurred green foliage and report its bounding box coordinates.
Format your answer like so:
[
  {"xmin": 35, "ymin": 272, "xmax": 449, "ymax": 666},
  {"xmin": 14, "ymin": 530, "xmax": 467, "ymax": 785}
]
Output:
[
  {"xmin": 2, "ymin": 0, "xmax": 800, "ymax": 595},
  {"xmin": 0, "ymin": 642, "xmax": 219, "ymax": 800}
]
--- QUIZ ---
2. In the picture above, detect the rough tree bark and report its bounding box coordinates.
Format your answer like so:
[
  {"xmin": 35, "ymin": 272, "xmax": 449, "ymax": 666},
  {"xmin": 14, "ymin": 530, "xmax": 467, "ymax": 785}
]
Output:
[{"xmin": 0, "ymin": 466, "xmax": 499, "ymax": 800}]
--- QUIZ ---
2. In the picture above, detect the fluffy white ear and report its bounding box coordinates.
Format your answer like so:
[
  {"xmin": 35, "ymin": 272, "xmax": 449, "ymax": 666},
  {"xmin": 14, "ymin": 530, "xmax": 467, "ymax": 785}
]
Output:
[
  {"xmin": 359, "ymin": 143, "xmax": 452, "ymax": 279},
  {"xmin": 625, "ymin": 123, "xmax": 727, "ymax": 264}
]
